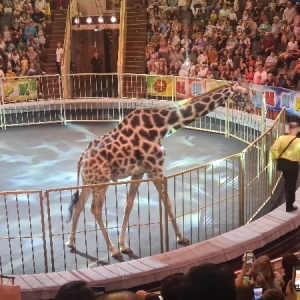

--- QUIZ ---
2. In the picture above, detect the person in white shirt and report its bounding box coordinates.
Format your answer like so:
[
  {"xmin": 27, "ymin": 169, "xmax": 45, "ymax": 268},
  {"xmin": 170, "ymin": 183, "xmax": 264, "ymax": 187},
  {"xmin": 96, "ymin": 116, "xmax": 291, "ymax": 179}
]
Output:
[
  {"xmin": 282, "ymin": 1, "xmax": 297, "ymax": 25},
  {"xmin": 56, "ymin": 41, "xmax": 63, "ymax": 75},
  {"xmin": 35, "ymin": 0, "xmax": 46, "ymax": 13},
  {"xmin": 253, "ymin": 64, "xmax": 268, "ymax": 85}
]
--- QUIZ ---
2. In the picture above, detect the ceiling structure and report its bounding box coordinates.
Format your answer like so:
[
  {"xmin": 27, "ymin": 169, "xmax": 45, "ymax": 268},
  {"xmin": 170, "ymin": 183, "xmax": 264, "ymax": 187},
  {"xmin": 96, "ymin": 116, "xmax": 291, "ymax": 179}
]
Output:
[{"xmin": 76, "ymin": 0, "xmax": 120, "ymax": 16}]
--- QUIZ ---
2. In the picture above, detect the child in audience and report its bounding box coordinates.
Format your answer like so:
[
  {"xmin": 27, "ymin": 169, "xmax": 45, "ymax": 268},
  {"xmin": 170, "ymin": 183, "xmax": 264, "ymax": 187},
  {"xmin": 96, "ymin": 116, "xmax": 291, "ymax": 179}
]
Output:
[
  {"xmin": 37, "ymin": 25, "xmax": 46, "ymax": 49},
  {"xmin": 3, "ymin": 26, "xmax": 12, "ymax": 42},
  {"xmin": 20, "ymin": 55, "xmax": 29, "ymax": 75}
]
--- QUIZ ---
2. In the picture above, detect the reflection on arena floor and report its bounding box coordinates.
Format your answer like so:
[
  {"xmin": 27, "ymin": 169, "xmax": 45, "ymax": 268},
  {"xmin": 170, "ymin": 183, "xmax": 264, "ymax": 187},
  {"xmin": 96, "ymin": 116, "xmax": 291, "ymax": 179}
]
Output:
[{"xmin": 0, "ymin": 123, "xmax": 247, "ymax": 274}]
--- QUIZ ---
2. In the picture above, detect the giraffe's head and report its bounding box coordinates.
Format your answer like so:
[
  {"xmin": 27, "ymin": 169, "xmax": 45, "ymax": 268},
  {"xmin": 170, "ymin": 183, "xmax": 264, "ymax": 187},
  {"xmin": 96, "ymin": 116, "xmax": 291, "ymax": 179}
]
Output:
[{"xmin": 230, "ymin": 83, "xmax": 253, "ymax": 113}]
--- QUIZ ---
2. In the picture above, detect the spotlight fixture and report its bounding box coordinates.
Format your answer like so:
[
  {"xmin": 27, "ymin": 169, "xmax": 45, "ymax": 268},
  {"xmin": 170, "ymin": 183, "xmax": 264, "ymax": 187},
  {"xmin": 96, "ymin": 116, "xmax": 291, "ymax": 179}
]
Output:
[
  {"xmin": 74, "ymin": 17, "xmax": 80, "ymax": 24},
  {"xmin": 98, "ymin": 16, "xmax": 104, "ymax": 23},
  {"xmin": 111, "ymin": 15, "xmax": 117, "ymax": 23},
  {"xmin": 94, "ymin": 25, "xmax": 101, "ymax": 32},
  {"xmin": 86, "ymin": 16, "xmax": 92, "ymax": 24}
]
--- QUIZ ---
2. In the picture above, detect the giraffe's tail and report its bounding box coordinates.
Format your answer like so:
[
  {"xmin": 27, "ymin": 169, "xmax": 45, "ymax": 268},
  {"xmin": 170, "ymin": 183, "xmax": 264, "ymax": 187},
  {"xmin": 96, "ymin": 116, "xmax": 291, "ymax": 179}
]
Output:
[
  {"xmin": 66, "ymin": 157, "xmax": 82, "ymax": 223},
  {"xmin": 66, "ymin": 190, "xmax": 79, "ymax": 223}
]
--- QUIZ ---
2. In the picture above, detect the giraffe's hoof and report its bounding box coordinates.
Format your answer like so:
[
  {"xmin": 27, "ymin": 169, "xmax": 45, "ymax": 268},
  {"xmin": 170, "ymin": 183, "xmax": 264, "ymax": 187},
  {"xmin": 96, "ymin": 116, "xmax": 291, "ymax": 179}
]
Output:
[
  {"xmin": 111, "ymin": 250, "xmax": 123, "ymax": 259},
  {"xmin": 120, "ymin": 245, "xmax": 132, "ymax": 254},
  {"xmin": 65, "ymin": 240, "xmax": 75, "ymax": 249},
  {"xmin": 177, "ymin": 236, "xmax": 189, "ymax": 246}
]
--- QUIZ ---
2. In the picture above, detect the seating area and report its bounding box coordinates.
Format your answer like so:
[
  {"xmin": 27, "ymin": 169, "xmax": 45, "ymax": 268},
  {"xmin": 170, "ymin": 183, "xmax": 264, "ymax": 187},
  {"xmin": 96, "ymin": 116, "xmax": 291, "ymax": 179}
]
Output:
[
  {"xmin": 144, "ymin": 0, "xmax": 300, "ymax": 90},
  {"xmin": 0, "ymin": 0, "xmax": 62, "ymax": 78}
]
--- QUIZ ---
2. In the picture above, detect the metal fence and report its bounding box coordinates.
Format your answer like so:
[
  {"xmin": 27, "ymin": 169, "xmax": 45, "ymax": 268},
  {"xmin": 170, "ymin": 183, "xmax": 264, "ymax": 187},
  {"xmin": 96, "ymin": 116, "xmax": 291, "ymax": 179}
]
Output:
[{"xmin": 0, "ymin": 75, "xmax": 286, "ymax": 275}]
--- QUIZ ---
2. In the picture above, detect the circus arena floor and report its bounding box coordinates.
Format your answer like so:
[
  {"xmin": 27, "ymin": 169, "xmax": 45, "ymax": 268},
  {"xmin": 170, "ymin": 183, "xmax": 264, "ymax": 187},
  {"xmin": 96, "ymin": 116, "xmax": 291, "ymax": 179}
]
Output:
[{"xmin": 0, "ymin": 122, "xmax": 247, "ymax": 274}]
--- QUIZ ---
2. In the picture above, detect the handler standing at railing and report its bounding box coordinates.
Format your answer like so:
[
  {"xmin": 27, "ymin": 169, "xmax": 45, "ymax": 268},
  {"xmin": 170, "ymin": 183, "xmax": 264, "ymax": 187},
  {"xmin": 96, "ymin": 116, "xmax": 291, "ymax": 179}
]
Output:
[{"xmin": 270, "ymin": 122, "xmax": 300, "ymax": 212}]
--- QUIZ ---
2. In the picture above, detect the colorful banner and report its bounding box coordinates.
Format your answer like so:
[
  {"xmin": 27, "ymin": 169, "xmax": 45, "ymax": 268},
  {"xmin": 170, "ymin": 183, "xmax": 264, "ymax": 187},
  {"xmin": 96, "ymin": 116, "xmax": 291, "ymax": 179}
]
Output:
[
  {"xmin": 176, "ymin": 77, "xmax": 228, "ymax": 99},
  {"xmin": 147, "ymin": 76, "xmax": 173, "ymax": 97},
  {"xmin": 3, "ymin": 78, "xmax": 38, "ymax": 102},
  {"xmin": 250, "ymin": 83, "xmax": 300, "ymax": 116}
]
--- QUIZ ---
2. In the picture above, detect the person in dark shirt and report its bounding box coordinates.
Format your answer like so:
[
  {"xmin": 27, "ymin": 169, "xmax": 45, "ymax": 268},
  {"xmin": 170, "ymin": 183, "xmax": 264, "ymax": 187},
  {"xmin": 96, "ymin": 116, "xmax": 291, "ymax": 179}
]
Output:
[
  {"xmin": 90, "ymin": 52, "xmax": 103, "ymax": 73},
  {"xmin": 31, "ymin": 8, "xmax": 46, "ymax": 26},
  {"xmin": 91, "ymin": 52, "xmax": 104, "ymax": 90}
]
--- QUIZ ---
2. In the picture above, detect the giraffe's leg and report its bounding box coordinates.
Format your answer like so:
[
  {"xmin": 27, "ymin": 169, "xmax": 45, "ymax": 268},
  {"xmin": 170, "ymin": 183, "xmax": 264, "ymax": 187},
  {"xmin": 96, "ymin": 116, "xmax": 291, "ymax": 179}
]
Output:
[
  {"xmin": 66, "ymin": 187, "xmax": 91, "ymax": 249},
  {"xmin": 91, "ymin": 186, "xmax": 121, "ymax": 258},
  {"xmin": 119, "ymin": 173, "xmax": 144, "ymax": 254},
  {"xmin": 151, "ymin": 178, "xmax": 189, "ymax": 245}
]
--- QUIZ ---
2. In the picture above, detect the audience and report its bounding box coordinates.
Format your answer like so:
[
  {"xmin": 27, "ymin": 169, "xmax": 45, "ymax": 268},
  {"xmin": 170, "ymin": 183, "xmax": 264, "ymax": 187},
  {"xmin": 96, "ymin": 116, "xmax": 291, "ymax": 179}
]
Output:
[
  {"xmin": 54, "ymin": 280, "xmax": 96, "ymax": 300},
  {"xmin": 0, "ymin": 0, "xmax": 49, "ymax": 80},
  {"xmin": 53, "ymin": 251, "xmax": 300, "ymax": 300},
  {"xmin": 144, "ymin": 0, "xmax": 300, "ymax": 90}
]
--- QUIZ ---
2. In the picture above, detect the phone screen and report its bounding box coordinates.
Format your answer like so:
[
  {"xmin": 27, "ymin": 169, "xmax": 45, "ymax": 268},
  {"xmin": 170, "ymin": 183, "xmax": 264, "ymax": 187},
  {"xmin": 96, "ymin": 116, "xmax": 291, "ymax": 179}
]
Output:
[
  {"xmin": 246, "ymin": 252, "xmax": 254, "ymax": 265},
  {"xmin": 92, "ymin": 286, "xmax": 106, "ymax": 296},
  {"xmin": 294, "ymin": 267, "xmax": 300, "ymax": 291},
  {"xmin": 243, "ymin": 275, "xmax": 250, "ymax": 284},
  {"xmin": 253, "ymin": 287, "xmax": 263, "ymax": 300}
]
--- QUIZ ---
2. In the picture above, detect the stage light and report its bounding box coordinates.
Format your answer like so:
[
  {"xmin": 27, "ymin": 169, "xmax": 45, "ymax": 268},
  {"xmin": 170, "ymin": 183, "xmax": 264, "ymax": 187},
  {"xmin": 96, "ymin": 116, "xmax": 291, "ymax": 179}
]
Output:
[
  {"xmin": 111, "ymin": 15, "xmax": 117, "ymax": 23},
  {"xmin": 94, "ymin": 25, "xmax": 101, "ymax": 32},
  {"xmin": 98, "ymin": 16, "xmax": 104, "ymax": 23},
  {"xmin": 74, "ymin": 17, "xmax": 80, "ymax": 24},
  {"xmin": 86, "ymin": 16, "xmax": 92, "ymax": 24}
]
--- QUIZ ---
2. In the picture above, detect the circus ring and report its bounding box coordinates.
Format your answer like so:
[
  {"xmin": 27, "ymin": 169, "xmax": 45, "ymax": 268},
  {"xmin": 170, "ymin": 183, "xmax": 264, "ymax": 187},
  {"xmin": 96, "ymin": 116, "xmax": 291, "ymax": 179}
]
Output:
[{"xmin": 0, "ymin": 75, "xmax": 299, "ymax": 300}]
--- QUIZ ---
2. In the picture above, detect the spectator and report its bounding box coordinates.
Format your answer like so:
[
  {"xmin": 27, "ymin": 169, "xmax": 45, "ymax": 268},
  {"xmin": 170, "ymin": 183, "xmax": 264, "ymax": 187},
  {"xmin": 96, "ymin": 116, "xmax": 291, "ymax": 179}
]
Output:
[
  {"xmin": 180, "ymin": 263, "xmax": 237, "ymax": 300},
  {"xmin": 98, "ymin": 290, "xmax": 139, "ymax": 300},
  {"xmin": 283, "ymin": 1, "xmax": 297, "ymax": 25},
  {"xmin": 271, "ymin": 16, "xmax": 282, "ymax": 40},
  {"xmin": 279, "ymin": 36, "xmax": 299, "ymax": 68},
  {"xmin": 54, "ymin": 281, "xmax": 96, "ymax": 300},
  {"xmin": 265, "ymin": 73, "xmax": 276, "ymax": 86},
  {"xmin": 31, "ymin": 7, "xmax": 46, "ymax": 27},
  {"xmin": 20, "ymin": 54, "xmax": 29, "ymax": 76},
  {"xmin": 280, "ymin": 20, "xmax": 291, "ymax": 43},
  {"xmin": 276, "ymin": 68, "xmax": 293, "ymax": 88},
  {"xmin": 207, "ymin": 45, "xmax": 218, "ymax": 70},
  {"xmin": 253, "ymin": 64, "xmax": 268, "ymax": 85},
  {"xmin": 265, "ymin": 50, "xmax": 278, "ymax": 74},
  {"xmin": 244, "ymin": 18, "xmax": 258, "ymax": 40},
  {"xmin": 157, "ymin": 58, "xmax": 168, "ymax": 74},
  {"xmin": 258, "ymin": 19, "xmax": 272, "ymax": 39},
  {"xmin": 245, "ymin": 66, "xmax": 255, "ymax": 82},
  {"xmin": 24, "ymin": 21, "xmax": 37, "ymax": 41},
  {"xmin": 281, "ymin": 253, "xmax": 300, "ymax": 291},
  {"xmin": 261, "ymin": 32, "xmax": 276, "ymax": 56},
  {"xmin": 27, "ymin": 33, "xmax": 40, "ymax": 51},
  {"xmin": 262, "ymin": 289, "xmax": 286, "ymax": 300},
  {"xmin": 35, "ymin": 0, "xmax": 46, "ymax": 13},
  {"xmin": 196, "ymin": 62, "xmax": 209, "ymax": 78},
  {"xmin": 220, "ymin": 63, "xmax": 232, "ymax": 80},
  {"xmin": 159, "ymin": 18, "xmax": 171, "ymax": 37},
  {"xmin": 6, "ymin": 66, "xmax": 16, "ymax": 77},
  {"xmin": 169, "ymin": 60, "xmax": 181, "ymax": 75},
  {"xmin": 160, "ymin": 273, "xmax": 184, "ymax": 300},
  {"xmin": 56, "ymin": 41, "xmax": 64, "ymax": 75}
]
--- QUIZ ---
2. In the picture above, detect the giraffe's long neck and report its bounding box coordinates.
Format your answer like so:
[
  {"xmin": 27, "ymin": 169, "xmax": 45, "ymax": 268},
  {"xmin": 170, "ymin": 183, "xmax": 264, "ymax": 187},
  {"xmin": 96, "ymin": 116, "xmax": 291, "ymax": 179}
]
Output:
[
  {"xmin": 160, "ymin": 83, "xmax": 236, "ymax": 137},
  {"xmin": 118, "ymin": 83, "xmax": 240, "ymax": 144}
]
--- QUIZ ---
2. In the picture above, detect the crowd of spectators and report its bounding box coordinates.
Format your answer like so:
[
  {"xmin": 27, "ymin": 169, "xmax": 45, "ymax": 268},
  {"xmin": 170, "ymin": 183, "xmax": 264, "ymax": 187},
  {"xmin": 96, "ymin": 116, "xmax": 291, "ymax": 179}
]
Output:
[
  {"xmin": 53, "ymin": 251, "xmax": 300, "ymax": 300},
  {"xmin": 0, "ymin": 0, "xmax": 56, "ymax": 82},
  {"xmin": 144, "ymin": 0, "xmax": 300, "ymax": 90}
]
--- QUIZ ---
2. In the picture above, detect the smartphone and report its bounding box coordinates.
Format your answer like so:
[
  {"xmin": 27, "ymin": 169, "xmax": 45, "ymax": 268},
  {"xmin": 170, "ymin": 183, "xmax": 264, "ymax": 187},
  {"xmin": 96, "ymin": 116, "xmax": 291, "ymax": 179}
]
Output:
[
  {"xmin": 293, "ymin": 266, "xmax": 300, "ymax": 291},
  {"xmin": 253, "ymin": 287, "xmax": 263, "ymax": 300},
  {"xmin": 92, "ymin": 286, "xmax": 106, "ymax": 296},
  {"xmin": 243, "ymin": 275, "xmax": 251, "ymax": 284},
  {"xmin": 245, "ymin": 251, "xmax": 254, "ymax": 265}
]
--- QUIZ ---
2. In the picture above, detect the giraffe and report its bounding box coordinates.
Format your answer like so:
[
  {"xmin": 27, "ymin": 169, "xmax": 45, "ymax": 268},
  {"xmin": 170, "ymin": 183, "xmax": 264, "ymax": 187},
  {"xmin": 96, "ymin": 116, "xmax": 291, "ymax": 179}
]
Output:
[{"xmin": 66, "ymin": 82, "xmax": 252, "ymax": 258}]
